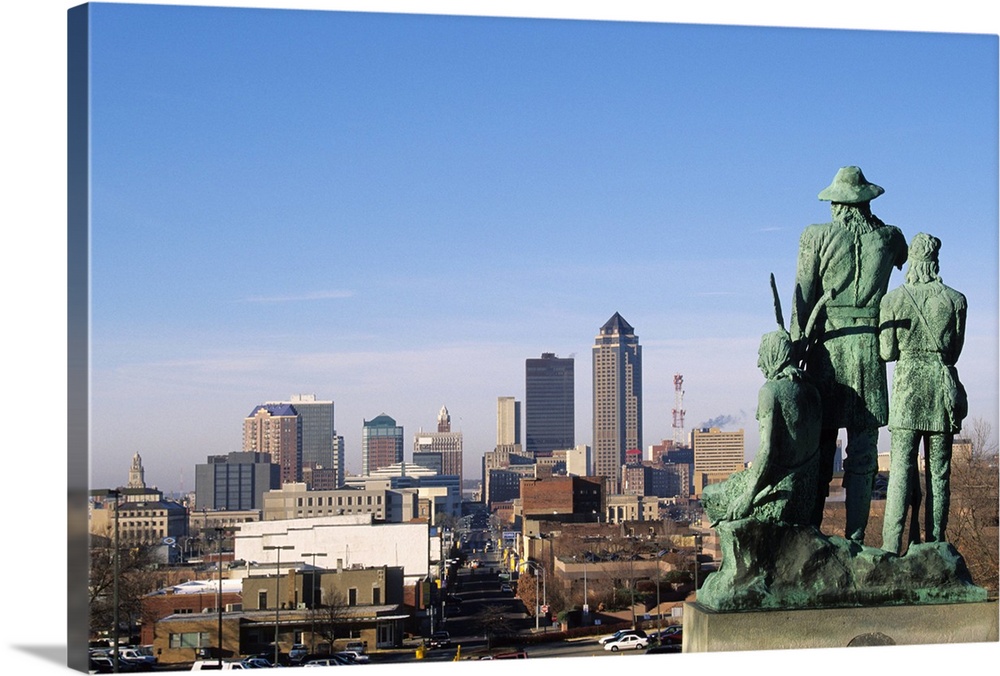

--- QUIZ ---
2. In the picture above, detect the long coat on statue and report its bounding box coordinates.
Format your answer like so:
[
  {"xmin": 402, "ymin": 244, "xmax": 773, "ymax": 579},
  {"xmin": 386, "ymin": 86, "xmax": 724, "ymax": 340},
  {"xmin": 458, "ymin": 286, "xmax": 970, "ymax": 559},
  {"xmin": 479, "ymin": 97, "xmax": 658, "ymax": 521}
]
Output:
[
  {"xmin": 791, "ymin": 219, "xmax": 907, "ymax": 430},
  {"xmin": 879, "ymin": 280, "xmax": 967, "ymax": 433}
]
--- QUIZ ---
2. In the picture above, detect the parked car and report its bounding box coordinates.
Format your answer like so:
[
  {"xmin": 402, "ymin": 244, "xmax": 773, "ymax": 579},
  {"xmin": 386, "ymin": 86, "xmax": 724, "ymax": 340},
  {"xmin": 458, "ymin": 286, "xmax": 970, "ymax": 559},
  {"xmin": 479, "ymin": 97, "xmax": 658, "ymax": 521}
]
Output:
[
  {"xmin": 603, "ymin": 634, "xmax": 649, "ymax": 652},
  {"xmin": 89, "ymin": 655, "xmax": 136, "ymax": 673},
  {"xmin": 336, "ymin": 651, "xmax": 369, "ymax": 664},
  {"xmin": 118, "ymin": 647, "xmax": 157, "ymax": 670},
  {"xmin": 499, "ymin": 583, "xmax": 513, "ymax": 593},
  {"xmin": 240, "ymin": 657, "xmax": 278, "ymax": 668},
  {"xmin": 490, "ymin": 651, "xmax": 528, "ymax": 659},
  {"xmin": 344, "ymin": 641, "xmax": 366, "ymax": 654},
  {"xmin": 303, "ymin": 657, "xmax": 350, "ymax": 667},
  {"xmin": 652, "ymin": 626, "xmax": 683, "ymax": 644},
  {"xmin": 190, "ymin": 659, "xmax": 249, "ymax": 670},
  {"xmin": 646, "ymin": 643, "xmax": 682, "ymax": 654},
  {"xmin": 288, "ymin": 644, "xmax": 309, "ymax": 664},
  {"xmin": 427, "ymin": 631, "xmax": 451, "ymax": 649},
  {"xmin": 302, "ymin": 653, "xmax": 353, "ymax": 667},
  {"xmin": 598, "ymin": 629, "xmax": 646, "ymax": 645}
]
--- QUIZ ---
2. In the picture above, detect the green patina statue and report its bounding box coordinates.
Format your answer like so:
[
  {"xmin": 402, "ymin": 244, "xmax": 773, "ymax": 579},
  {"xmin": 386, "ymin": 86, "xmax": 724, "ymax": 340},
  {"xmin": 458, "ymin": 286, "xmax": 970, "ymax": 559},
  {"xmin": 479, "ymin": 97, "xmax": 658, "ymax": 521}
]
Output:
[
  {"xmin": 791, "ymin": 166, "xmax": 908, "ymax": 543},
  {"xmin": 879, "ymin": 233, "xmax": 968, "ymax": 554},
  {"xmin": 703, "ymin": 326, "xmax": 822, "ymax": 527},
  {"xmin": 696, "ymin": 172, "xmax": 986, "ymax": 612}
]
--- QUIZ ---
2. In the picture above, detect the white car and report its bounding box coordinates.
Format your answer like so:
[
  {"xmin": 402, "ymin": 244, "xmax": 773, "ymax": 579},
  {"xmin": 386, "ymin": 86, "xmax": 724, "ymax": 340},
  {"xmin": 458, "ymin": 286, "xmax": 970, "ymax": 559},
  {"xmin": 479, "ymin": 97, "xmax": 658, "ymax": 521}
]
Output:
[
  {"xmin": 597, "ymin": 629, "xmax": 646, "ymax": 645},
  {"xmin": 190, "ymin": 660, "xmax": 248, "ymax": 670},
  {"xmin": 603, "ymin": 634, "xmax": 649, "ymax": 652},
  {"xmin": 303, "ymin": 657, "xmax": 349, "ymax": 667}
]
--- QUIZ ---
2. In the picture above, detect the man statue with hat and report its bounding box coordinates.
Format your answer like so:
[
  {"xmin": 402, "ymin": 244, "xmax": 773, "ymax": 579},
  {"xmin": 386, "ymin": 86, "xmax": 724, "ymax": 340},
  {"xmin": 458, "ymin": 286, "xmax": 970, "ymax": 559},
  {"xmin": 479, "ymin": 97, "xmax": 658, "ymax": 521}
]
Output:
[
  {"xmin": 879, "ymin": 233, "xmax": 967, "ymax": 555},
  {"xmin": 790, "ymin": 166, "xmax": 908, "ymax": 542}
]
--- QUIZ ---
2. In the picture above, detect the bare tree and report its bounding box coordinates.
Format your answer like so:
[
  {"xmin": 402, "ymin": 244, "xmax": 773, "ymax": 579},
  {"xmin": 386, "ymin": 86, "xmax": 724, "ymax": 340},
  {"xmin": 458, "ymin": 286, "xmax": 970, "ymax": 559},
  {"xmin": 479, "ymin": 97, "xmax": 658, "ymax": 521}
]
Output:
[
  {"xmin": 948, "ymin": 418, "xmax": 999, "ymax": 596},
  {"xmin": 472, "ymin": 604, "xmax": 517, "ymax": 651},
  {"xmin": 310, "ymin": 588, "xmax": 352, "ymax": 650},
  {"xmin": 89, "ymin": 530, "xmax": 159, "ymax": 639}
]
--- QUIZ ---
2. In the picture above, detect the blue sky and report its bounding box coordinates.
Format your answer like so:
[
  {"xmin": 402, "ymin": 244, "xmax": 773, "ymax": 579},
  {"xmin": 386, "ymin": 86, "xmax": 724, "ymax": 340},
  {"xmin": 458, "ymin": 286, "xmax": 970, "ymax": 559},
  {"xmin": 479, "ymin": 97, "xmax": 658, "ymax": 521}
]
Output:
[{"xmin": 81, "ymin": 3, "xmax": 998, "ymax": 494}]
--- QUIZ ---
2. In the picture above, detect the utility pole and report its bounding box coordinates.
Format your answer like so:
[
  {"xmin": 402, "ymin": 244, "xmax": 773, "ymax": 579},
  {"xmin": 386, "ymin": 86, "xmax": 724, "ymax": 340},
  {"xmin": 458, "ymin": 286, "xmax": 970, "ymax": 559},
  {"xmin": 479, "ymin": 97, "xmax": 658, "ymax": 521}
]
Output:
[
  {"xmin": 301, "ymin": 551, "xmax": 327, "ymax": 655},
  {"xmin": 263, "ymin": 544, "xmax": 294, "ymax": 666},
  {"xmin": 111, "ymin": 490, "xmax": 121, "ymax": 674},
  {"xmin": 214, "ymin": 527, "xmax": 226, "ymax": 669}
]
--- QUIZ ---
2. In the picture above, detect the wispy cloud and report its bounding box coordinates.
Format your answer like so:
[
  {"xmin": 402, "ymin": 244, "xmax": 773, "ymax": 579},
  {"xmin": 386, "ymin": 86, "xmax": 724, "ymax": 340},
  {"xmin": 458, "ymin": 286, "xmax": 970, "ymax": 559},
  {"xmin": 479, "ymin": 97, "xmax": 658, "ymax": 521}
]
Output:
[{"xmin": 240, "ymin": 290, "xmax": 354, "ymax": 303}]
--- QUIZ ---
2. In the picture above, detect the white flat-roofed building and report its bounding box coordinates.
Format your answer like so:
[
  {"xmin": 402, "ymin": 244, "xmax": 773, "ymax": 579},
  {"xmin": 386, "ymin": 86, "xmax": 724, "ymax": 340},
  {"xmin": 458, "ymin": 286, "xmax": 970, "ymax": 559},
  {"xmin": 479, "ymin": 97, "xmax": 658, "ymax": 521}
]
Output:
[{"xmin": 233, "ymin": 514, "xmax": 431, "ymax": 584}]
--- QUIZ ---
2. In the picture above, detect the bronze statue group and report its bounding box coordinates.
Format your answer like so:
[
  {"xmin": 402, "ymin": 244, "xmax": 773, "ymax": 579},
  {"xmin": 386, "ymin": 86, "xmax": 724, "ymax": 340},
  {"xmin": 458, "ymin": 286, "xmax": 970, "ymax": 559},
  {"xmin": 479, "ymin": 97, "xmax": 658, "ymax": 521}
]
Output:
[{"xmin": 704, "ymin": 166, "xmax": 967, "ymax": 557}]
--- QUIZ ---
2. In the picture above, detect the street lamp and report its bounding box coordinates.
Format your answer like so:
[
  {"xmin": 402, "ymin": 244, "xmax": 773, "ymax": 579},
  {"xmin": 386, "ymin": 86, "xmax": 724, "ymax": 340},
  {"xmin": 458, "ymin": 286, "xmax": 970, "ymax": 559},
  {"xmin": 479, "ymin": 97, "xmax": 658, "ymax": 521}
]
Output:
[
  {"xmin": 300, "ymin": 552, "xmax": 328, "ymax": 654},
  {"xmin": 573, "ymin": 554, "xmax": 589, "ymax": 623},
  {"xmin": 108, "ymin": 490, "xmax": 122, "ymax": 674},
  {"xmin": 263, "ymin": 544, "xmax": 294, "ymax": 666},
  {"xmin": 91, "ymin": 490, "xmax": 123, "ymax": 672},
  {"xmin": 213, "ymin": 527, "xmax": 227, "ymax": 669},
  {"xmin": 517, "ymin": 561, "xmax": 545, "ymax": 632},
  {"xmin": 690, "ymin": 533, "xmax": 704, "ymax": 596},
  {"xmin": 654, "ymin": 549, "xmax": 670, "ymax": 635}
]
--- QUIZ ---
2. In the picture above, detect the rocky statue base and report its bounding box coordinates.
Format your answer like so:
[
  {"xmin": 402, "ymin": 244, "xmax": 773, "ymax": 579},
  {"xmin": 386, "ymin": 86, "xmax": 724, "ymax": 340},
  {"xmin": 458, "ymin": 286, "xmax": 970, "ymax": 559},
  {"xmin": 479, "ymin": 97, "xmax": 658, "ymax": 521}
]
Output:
[{"xmin": 697, "ymin": 520, "xmax": 988, "ymax": 611}]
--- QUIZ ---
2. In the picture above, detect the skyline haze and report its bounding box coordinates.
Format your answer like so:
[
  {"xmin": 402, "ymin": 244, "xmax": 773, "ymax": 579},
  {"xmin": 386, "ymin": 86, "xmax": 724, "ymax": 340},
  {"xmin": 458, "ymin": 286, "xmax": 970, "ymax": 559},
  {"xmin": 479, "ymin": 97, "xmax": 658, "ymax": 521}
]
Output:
[{"xmin": 85, "ymin": 2, "xmax": 999, "ymax": 495}]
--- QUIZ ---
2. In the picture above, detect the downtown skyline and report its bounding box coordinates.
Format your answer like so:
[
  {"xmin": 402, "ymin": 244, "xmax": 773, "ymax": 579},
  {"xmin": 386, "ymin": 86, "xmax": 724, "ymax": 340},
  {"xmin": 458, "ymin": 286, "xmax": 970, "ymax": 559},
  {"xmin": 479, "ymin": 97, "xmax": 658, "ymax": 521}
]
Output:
[{"xmin": 79, "ymin": 3, "xmax": 999, "ymax": 497}]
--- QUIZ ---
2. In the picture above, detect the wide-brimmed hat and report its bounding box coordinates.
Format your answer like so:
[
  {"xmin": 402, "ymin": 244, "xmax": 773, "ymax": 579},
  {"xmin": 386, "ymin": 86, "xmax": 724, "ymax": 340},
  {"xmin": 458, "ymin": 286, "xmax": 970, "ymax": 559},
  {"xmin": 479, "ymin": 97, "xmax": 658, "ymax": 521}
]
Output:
[{"xmin": 818, "ymin": 166, "xmax": 884, "ymax": 204}]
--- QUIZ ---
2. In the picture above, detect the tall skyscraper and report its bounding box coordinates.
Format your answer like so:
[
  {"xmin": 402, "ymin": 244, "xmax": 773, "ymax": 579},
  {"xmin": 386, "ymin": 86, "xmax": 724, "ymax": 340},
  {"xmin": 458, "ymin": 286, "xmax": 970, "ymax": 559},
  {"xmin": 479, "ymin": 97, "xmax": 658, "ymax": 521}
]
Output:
[
  {"xmin": 496, "ymin": 396, "xmax": 521, "ymax": 446},
  {"xmin": 592, "ymin": 312, "xmax": 643, "ymax": 493},
  {"xmin": 265, "ymin": 394, "xmax": 336, "ymax": 471},
  {"xmin": 525, "ymin": 353, "xmax": 575, "ymax": 457},
  {"xmin": 333, "ymin": 433, "xmax": 346, "ymax": 486},
  {"xmin": 414, "ymin": 405, "xmax": 464, "ymax": 485},
  {"xmin": 243, "ymin": 403, "xmax": 302, "ymax": 485},
  {"xmin": 362, "ymin": 413, "xmax": 404, "ymax": 476}
]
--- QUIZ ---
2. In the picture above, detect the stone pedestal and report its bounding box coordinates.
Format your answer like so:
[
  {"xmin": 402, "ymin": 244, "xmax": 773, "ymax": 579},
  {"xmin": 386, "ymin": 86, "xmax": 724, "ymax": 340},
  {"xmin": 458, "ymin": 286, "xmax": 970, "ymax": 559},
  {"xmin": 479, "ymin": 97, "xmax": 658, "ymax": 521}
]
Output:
[{"xmin": 683, "ymin": 600, "xmax": 998, "ymax": 653}]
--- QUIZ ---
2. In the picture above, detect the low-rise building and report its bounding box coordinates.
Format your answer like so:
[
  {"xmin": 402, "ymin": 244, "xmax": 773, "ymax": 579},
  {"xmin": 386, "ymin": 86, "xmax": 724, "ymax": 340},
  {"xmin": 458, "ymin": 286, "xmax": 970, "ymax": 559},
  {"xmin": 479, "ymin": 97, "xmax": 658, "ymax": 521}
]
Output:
[
  {"xmin": 150, "ymin": 562, "xmax": 410, "ymax": 665},
  {"xmin": 140, "ymin": 579, "xmax": 244, "ymax": 647}
]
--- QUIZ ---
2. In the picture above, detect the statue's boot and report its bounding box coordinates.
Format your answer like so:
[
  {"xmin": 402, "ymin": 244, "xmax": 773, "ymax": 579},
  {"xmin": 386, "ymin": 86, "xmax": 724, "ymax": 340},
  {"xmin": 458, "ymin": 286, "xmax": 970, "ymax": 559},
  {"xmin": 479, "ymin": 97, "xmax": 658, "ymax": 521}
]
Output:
[{"xmin": 844, "ymin": 472, "xmax": 874, "ymax": 543}]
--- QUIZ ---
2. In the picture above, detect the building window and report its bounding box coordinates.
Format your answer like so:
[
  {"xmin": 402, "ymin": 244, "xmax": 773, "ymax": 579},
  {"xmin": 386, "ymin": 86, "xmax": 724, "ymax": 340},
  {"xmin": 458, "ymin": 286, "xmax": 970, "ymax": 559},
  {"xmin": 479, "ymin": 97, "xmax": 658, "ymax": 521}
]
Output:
[
  {"xmin": 169, "ymin": 632, "xmax": 210, "ymax": 649},
  {"xmin": 258, "ymin": 590, "xmax": 268, "ymax": 609},
  {"xmin": 348, "ymin": 588, "xmax": 357, "ymax": 606}
]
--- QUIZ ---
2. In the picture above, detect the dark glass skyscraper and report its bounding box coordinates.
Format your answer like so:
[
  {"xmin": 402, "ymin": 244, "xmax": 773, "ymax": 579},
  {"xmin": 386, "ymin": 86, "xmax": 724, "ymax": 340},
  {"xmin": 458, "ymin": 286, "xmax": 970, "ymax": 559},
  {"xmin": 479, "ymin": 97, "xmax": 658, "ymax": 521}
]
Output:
[
  {"xmin": 194, "ymin": 451, "xmax": 280, "ymax": 510},
  {"xmin": 266, "ymin": 394, "xmax": 336, "ymax": 471},
  {"xmin": 362, "ymin": 413, "xmax": 404, "ymax": 475},
  {"xmin": 525, "ymin": 352, "xmax": 575, "ymax": 457}
]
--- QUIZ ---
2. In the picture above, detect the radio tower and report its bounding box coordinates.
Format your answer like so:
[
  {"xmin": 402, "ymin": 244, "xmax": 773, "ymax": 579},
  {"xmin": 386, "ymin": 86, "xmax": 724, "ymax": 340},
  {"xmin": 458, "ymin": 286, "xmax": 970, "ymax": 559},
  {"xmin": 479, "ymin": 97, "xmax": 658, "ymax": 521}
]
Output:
[{"xmin": 671, "ymin": 373, "xmax": 686, "ymax": 447}]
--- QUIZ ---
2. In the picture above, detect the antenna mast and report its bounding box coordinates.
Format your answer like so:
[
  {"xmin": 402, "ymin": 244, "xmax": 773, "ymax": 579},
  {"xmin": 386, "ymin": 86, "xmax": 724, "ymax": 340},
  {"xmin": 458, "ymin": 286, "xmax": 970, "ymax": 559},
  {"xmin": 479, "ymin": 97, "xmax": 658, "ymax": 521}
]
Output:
[{"xmin": 671, "ymin": 373, "xmax": 686, "ymax": 446}]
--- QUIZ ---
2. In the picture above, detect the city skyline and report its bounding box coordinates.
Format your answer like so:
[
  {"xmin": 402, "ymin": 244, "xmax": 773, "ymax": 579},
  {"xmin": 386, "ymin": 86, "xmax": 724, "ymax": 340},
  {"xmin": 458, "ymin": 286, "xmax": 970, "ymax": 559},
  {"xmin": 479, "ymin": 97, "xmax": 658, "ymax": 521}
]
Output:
[{"xmin": 79, "ymin": 3, "xmax": 998, "ymax": 498}]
